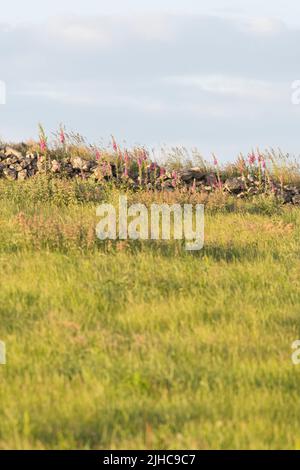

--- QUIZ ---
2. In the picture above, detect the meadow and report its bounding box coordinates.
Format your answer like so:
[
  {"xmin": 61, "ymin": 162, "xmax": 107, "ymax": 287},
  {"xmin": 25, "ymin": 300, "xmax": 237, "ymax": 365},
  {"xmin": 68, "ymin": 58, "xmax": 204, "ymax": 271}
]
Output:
[{"xmin": 0, "ymin": 172, "xmax": 300, "ymax": 450}]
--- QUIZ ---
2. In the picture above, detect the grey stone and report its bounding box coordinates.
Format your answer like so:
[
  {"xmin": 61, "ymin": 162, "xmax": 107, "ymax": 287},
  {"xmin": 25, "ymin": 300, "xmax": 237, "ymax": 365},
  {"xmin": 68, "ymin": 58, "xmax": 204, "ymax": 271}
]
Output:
[
  {"xmin": 292, "ymin": 194, "xmax": 300, "ymax": 205},
  {"xmin": 5, "ymin": 147, "xmax": 22, "ymax": 159},
  {"xmin": 51, "ymin": 160, "xmax": 61, "ymax": 173},
  {"xmin": 14, "ymin": 164, "xmax": 23, "ymax": 172},
  {"xmin": 20, "ymin": 158, "xmax": 31, "ymax": 169},
  {"xmin": 179, "ymin": 168, "xmax": 206, "ymax": 182},
  {"xmin": 18, "ymin": 170, "xmax": 28, "ymax": 181},
  {"xmin": 3, "ymin": 168, "xmax": 17, "ymax": 180},
  {"xmin": 71, "ymin": 157, "xmax": 84, "ymax": 170},
  {"xmin": 224, "ymin": 177, "xmax": 246, "ymax": 194}
]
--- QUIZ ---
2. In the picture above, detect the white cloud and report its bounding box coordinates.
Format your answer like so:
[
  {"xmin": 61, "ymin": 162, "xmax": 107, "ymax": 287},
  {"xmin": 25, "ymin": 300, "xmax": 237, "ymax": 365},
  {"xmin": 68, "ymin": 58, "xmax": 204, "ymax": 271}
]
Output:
[
  {"xmin": 12, "ymin": 80, "xmax": 164, "ymax": 112},
  {"xmin": 241, "ymin": 17, "xmax": 285, "ymax": 35},
  {"xmin": 163, "ymin": 75, "xmax": 285, "ymax": 101},
  {"xmin": 45, "ymin": 13, "xmax": 176, "ymax": 51},
  {"xmin": 46, "ymin": 16, "xmax": 115, "ymax": 49}
]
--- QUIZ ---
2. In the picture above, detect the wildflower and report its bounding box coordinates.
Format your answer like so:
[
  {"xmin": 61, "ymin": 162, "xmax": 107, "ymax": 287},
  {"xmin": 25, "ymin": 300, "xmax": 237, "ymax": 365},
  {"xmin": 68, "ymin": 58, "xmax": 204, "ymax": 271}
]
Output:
[
  {"xmin": 248, "ymin": 153, "xmax": 256, "ymax": 165},
  {"xmin": 213, "ymin": 154, "xmax": 218, "ymax": 166},
  {"xmin": 237, "ymin": 156, "xmax": 246, "ymax": 175},
  {"xmin": 160, "ymin": 167, "xmax": 166, "ymax": 178},
  {"xmin": 217, "ymin": 179, "xmax": 223, "ymax": 190},
  {"xmin": 124, "ymin": 150, "xmax": 130, "ymax": 164},
  {"xmin": 106, "ymin": 162, "xmax": 112, "ymax": 177},
  {"xmin": 137, "ymin": 157, "xmax": 142, "ymax": 168},
  {"xmin": 40, "ymin": 139, "xmax": 47, "ymax": 153},
  {"xmin": 123, "ymin": 150, "xmax": 130, "ymax": 178},
  {"xmin": 171, "ymin": 170, "xmax": 178, "ymax": 187},
  {"xmin": 59, "ymin": 127, "xmax": 66, "ymax": 145},
  {"xmin": 258, "ymin": 154, "xmax": 266, "ymax": 169},
  {"xmin": 111, "ymin": 136, "xmax": 118, "ymax": 152},
  {"xmin": 95, "ymin": 150, "xmax": 101, "ymax": 161},
  {"xmin": 150, "ymin": 162, "xmax": 157, "ymax": 172},
  {"xmin": 38, "ymin": 124, "xmax": 47, "ymax": 153}
]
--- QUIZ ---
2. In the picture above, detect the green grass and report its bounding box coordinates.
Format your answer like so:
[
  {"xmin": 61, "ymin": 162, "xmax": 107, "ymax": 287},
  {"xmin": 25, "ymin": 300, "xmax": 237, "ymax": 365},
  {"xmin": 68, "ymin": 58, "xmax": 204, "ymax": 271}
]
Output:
[{"xmin": 0, "ymin": 179, "xmax": 300, "ymax": 449}]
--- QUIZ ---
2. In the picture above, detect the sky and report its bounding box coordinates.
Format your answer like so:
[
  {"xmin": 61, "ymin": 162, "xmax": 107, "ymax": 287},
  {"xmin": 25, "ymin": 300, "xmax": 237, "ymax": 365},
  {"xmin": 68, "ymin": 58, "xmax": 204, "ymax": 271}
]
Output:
[{"xmin": 0, "ymin": 0, "xmax": 300, "ymax": 160}]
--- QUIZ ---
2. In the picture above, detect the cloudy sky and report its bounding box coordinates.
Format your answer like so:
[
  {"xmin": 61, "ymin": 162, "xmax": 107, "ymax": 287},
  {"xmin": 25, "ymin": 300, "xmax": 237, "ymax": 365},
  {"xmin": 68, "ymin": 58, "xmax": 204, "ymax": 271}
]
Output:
[{"xmin": 1, "ymin": 0, "xmax": 300, "ymax": 160}]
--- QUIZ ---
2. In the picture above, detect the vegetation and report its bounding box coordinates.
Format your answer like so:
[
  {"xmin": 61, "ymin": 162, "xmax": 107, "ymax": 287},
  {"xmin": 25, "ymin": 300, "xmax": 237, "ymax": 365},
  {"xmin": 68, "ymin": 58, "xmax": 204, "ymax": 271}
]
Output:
[
  {"xmin": 0, "ymin": 173, "xmax": 298, "ymax": 449},
  {"xmin": 0, "ymin": 129, "xmax": 299, "ymax": 449},
  {"xmin": 4, "ymin": 125, "xmax": 300, "ymax": 190}
]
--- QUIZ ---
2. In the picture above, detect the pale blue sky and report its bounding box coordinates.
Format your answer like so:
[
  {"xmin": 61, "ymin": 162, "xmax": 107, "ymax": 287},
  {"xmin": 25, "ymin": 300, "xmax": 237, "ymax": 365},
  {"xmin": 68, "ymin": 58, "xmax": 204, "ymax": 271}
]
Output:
[
  {"xmin": 1, "ymin": 0, "xmax": 300, "ymax": 159},
  {"xmin": 2, "ymin": 0, "xmax": 300, "ymax": 25}
]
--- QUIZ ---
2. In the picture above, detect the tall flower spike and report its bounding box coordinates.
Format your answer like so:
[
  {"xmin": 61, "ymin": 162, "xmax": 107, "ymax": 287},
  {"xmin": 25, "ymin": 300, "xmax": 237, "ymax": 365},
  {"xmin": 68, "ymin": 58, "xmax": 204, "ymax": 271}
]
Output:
[
  {"xmin": 124, "ymin": 150, "xmax": 130, "ymax": 164},
  {"xmin": 248, "ymin": 153, "xmax": 256, "ymax": 165},
  {"xmin": 258, "ymin": 154, "xmax": 266, "ymax": 169},
  {"xmin": 160, "ymin": 167, "xmax": 166, "ymax": 177},
  {"xmin": 38, "ymin": 124, "xmax": 47, "ymax": 153},
  {"xmin": 59, "ymin": 127, "xmax": 65, "ymax": 145},
  {"xmin": 40, "ymin": 140, "xmax": 47, "ymax": 152},
  {"xmin": 111, "ymin": 136, "xmax": 118, "ymax": 153},
  {"xmin": 171, "ymin": 170, "xmax": 178, "ymax": 187}
]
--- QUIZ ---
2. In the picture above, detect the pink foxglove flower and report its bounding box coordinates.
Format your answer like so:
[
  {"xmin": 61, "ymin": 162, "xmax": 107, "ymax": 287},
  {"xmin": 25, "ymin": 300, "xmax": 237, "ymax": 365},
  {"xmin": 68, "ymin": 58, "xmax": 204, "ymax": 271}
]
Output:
[
  {"xmin": 40, "ymin": 139, "xmax": 47, "ymax": 153},
  {"xmin": 106, "ymin": 162, "xmax": 112, "ymax": 176},
  {"xmin": 258, "ymin": 154, "xmax": 266, "ymax": 169},
  {"xmin": 60, "ymin": 129, "xmax": 65, "ymax": 145},
  {"xmin": 171, "ymin": 170, "xmax": 178, "ymax": 187},
  {"xmin": 248, "ymin": 153, "xmax": 256, "ymax": 165},
  {"xmin": 38, "ymin": 124, "xmax": 47, "ymax": 153},
  {"xmin": 150, "ymin": 162, "xmax": 157, "ymax": 172},
  {"xmin": 160, "ymin": 167, "xmax": 166, "ymax": 177},
  {"xmin": 111, "ymin": 136, "xmax": 118, "ymax": 152},
  {"xmin": 124, "ymin": 150, "xmax": 130, "ymax": 164}
]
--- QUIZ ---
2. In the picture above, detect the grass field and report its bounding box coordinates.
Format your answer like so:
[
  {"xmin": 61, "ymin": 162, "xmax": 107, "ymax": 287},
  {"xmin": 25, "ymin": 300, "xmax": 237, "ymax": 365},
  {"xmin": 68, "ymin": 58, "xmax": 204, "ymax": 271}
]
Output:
[{"xmin": 0, "ymin": 177, "xmax": 300, "ymax": 449}]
